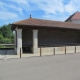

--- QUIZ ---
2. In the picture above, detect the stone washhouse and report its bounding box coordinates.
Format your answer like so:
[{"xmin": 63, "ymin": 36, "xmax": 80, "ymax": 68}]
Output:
[{"xmin": 11, "ymin": 11, "xmax": 80, "ymax": 55}]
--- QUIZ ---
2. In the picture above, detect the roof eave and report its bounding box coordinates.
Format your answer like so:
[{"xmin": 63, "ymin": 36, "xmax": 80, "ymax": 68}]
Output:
[{"xmin": 11, "ymin": 24, "xmax": 80, "ymax": 31}]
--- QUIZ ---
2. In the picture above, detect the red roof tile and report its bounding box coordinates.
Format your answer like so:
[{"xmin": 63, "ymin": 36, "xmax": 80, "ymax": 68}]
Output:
[
  {"xmin": 12, "ymin": 18, "xmax": 80, "ymax": 30},
  {"xmin": 65, "ymin": 11, "xmax": 80, "ymax": 21},
  {"xmin": 72, "ymin": 12, "xmax": 80, "ymax": 19}
]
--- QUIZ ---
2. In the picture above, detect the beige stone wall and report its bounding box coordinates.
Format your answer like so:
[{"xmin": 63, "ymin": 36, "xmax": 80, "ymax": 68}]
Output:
[
  {"xmin": 38, "ymin": 46, "xmax": 80, "ymax": 56},
  {"xmin": 76, "ymin": 46, "xmax": 80, "ymax": 52},
  {"xmin": 0, "ymin": 46, "xmax": 80, "ymax": 59},
  {"xmin": 66, "ymin": 46, "xmax": 75, "ymax": 53},
  {"xmin": 55, "ymin": 47, "xmax": 65, "ymax": 54},
  {"xmin": 21, "ymin": 46, "xmax": 80, "ymax": 57},
  {"xmin": 40, "ymin": 47, "xmax": 53, "ymax": 56},
  {"xmin": 72, "ymin": 20, "xmax": 80, "ymax": 24}
]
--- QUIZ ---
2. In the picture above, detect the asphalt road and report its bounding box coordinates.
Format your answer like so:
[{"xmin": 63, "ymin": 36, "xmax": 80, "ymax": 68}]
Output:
[{"xmin": 0, "ymin": 53, "xmax": 80, "ymax": 80}]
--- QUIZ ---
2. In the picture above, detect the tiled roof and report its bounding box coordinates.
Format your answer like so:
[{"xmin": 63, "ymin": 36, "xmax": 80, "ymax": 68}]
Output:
[
  {"xmin": 65, "ymin": 11, "xmax": 80, "ymax": 22},
  {"xmin": 12, "ymin": 18, "xmax": 80, "ymax": 30},
  {"xmin": 72, "ymin": 12, "xmax": 80, "ymax": 19}
]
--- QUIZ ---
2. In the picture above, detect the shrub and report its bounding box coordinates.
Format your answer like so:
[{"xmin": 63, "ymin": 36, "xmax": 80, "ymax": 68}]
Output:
[
  {"xmin": 4, "ymin": 38, "xmax": 12, "ymax": 44},
  {"xmin": 0, "ymin": 45, "xmax": 4, "ymax": 48}
]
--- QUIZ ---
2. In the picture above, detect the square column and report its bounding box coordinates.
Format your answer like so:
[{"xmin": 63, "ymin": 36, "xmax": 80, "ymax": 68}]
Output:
[
  {"xmin": 16, "ymin": 29, "xmax": 22, "ymax": 55},
  {"xmin": 33, "ymin": 30, "xmax": 38, "ymax": 53},
  {"xmin": 14, "ymin": 30, "xmax": 17, "ymax": 54}
]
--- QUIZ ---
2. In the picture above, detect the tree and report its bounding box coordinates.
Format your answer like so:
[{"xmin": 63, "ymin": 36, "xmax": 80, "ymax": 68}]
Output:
[
  {"xmin": 0, "ymin": 24, "xmax": 13, "ymax": 38},
  {"xmin": 0, "ymin": 24, "xmax": 14, "ymax": 44},
  {"xmin": 4, "ymin": 38, "xmax": 12, "ymax": 44},
  {"xmin": 0, "ymin": 33, "xmax": 4, "ymax": 43}
]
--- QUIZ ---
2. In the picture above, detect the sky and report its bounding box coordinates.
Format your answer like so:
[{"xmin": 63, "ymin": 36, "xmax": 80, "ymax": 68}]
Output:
[{"xmin": 0, "ymin": 0, "xmax": 80, "ymax": 26}]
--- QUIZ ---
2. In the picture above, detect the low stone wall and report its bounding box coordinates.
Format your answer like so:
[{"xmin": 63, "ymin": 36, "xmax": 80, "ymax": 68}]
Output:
[
  {"xmin": 39, "ymin": 46, "xmax": 80, "ymax": 56},
  {"xmin": 41, "ymin": 47, "xmax": 53, "ymax": 56},
  {"xmin": 76, "ymin": 46, "xmax": 80, "ymax": 52},
  {"xmin": 66, "ymin": 46, "xmax": 75, "ymax": 54},
  {"xmin": 0, "ymin": 46, "xmax": 80, "ymax": 59},
  {"xmin": 0, "ymin": 48, "xmax": 15, "ymax": 55},
  {"xmin": 55, "ymin": 47, "xmax": 65, "ymax": 55}
]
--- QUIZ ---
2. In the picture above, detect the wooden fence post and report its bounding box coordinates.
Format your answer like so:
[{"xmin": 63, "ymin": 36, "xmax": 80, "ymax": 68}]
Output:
[
  {"xmin": 65, "ymin": 47, "xmax": 66, "ymax": 54},
  {"xmin": 75, "ymin": 46, "xmax": 76, "ymax": 53},
  {"xmin": 40, "ymin": 47, "xmax": 42, "ymax": 57},
  {"xmin": 54, "ymin": 47, "xmax": 55, "ymax": 55},
  {"xmin": 20, "ymin": 48, "xmax": 21, "ymax": 58}
]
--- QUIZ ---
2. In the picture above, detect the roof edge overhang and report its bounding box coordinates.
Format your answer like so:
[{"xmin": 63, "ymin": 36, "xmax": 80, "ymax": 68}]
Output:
[{"xmin": 11, "ymin": 24, "xmax": 80, "ymax": 31}]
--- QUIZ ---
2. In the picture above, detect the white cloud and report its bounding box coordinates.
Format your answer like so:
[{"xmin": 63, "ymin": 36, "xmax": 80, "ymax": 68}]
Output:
[
  {"xmin": 28, "ymin": 0, "xmax": 64, "ymax": 14},
  {"xmin": 0, "ymin": 0, "xmax": 80, "ymax": 21},
  {"xmin": 8, "ymin": 0, "xmax": 28, "ymax": 5},
  {"xmin": 6, "ymin": 0, "xmax": 64, "ymax": 14},
  {"xmin": 8, "ymin": 0, "xmax": 30, "ymax": 11},
  {"xmin": 0, "ymin": 11, "xmax": 18, "ymax": 20},
  {"xmin": 0, "ymin": 1, "xmax": 23, "ymax": 14},
  {"xmin": 64, "ymin": 0, "xmax": 80, "ymax": 13},
  {"xmin": 29, "ymin": 0, "xmax": 80, "ymax": 14},
  {"xmin": 43, "ymin": 13, "xmax": 68, "ymax": 21},
  {"xmin": 0, "ymin": 1, "xmax": 8, "ymax": 11},
  {"xmin": 0, "ymin": 1, "xmax": 24, "ymax": 20},
  {"xmin": 28, "ymin": 0, "xmax": 80, "ymax": 21},
  {"xmin": 8, "ymin": 4, "xmax": 23, "ymax": 15}
]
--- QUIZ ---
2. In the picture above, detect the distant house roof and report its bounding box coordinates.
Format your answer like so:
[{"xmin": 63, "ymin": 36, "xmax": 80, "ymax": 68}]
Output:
[
  {"xmin": 12, "ymin": 17, "xmax": 80, "ymax": 30},
  {"xmin": 65, "ymin": 11, "xmax": 80, "ymax": 22}
]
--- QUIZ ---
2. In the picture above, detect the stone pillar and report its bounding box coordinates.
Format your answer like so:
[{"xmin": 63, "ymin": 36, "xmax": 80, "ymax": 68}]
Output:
[
  {"xmin": 14, "ymin": 30, "xmax": 17, "ymax": 54},
  {"xmin": 33, "ymin": 30, "xmax": 38, "ymax": 53},
  {"xmin": 16, "ymin": 29, "xmax": 22, "ymax": 55}
]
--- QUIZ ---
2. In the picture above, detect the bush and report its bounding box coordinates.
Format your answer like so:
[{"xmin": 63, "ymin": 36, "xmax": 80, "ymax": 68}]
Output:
[
  {"xmin": 0, "ymin": 34, "xmax": 4, "ymax": 43},
  {"xmin": 0, "ymin": 45, "xmax": 4, "ymax": 48},
  {"xmin": 4, "ymin": 38, "xmax": 12, "ymax": 44},
  {"xmin": 11, "ymin": 39, "xmax": 14, "ymax": 43}
]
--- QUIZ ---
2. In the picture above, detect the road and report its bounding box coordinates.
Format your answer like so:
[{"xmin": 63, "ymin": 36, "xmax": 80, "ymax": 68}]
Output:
[{"xmin": 0, "ymin": 53, "xmax": 80, "ymax": 80}]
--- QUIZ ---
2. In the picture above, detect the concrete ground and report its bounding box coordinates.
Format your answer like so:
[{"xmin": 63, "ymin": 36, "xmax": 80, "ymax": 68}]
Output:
[{"xmin": 0, "ymin": 53, "xmax": 80, "ymax": 80}]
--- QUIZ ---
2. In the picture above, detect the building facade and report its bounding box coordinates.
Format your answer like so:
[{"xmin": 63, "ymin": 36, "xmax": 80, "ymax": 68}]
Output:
[{"xmin": 12, "ymin": 13, "xmax": 80, "ymax": 55}]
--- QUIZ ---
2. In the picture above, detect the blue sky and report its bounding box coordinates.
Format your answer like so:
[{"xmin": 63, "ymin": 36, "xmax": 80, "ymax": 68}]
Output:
[{"xmin": 0, "ymin": 0, "xmax": 80, "ymax": 26}]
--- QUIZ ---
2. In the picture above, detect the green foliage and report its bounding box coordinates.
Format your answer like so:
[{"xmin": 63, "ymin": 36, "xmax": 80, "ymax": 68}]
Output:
[
  {"xmin": 0, "ymin": 45, "xmax": 4, "ymax": 48},
  {"xmin": 4, "ymin": 38, "xmax": 12, "ymax": 44},
  {"xmin": 0, "ymin": 34, "xmax": 4, "ymax": 43},
  {"xmin": 0, "ymin": 24, "xmax": 13, "ymax": 38},
  {"xmin": 0, "ymin": 24, "xmax": 14, "ymax": 44}
]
